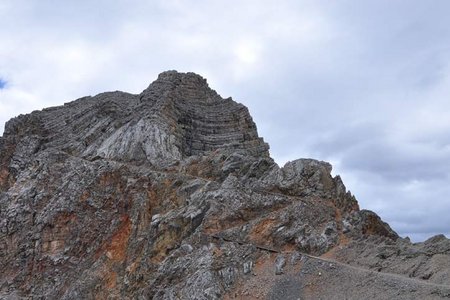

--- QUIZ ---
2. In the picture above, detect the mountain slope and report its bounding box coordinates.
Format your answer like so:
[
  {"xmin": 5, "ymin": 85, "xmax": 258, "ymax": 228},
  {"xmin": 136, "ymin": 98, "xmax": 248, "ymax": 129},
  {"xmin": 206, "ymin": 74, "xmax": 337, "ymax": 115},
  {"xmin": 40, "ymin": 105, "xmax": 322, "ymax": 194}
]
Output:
[{"xmin": 1, "ymin": 71, "xmax": 449, "ymax": 299}]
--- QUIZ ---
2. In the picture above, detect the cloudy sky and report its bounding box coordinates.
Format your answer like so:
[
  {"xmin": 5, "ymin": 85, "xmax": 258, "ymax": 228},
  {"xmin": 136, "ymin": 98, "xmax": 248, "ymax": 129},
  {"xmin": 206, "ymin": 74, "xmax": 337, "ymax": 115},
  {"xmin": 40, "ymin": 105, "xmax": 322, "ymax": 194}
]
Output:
[{"xmin": 1, "ymin": 0, "xmax": 450, "ymax": 241}]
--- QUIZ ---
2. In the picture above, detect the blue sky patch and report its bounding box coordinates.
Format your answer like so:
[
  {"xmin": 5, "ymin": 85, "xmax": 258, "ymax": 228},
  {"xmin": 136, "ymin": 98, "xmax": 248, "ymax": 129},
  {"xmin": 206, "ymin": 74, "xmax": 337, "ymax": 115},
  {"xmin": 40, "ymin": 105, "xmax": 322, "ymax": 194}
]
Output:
[{"xmin": 0, "ymin": 78, "xmax": 6, "ymax": 89}]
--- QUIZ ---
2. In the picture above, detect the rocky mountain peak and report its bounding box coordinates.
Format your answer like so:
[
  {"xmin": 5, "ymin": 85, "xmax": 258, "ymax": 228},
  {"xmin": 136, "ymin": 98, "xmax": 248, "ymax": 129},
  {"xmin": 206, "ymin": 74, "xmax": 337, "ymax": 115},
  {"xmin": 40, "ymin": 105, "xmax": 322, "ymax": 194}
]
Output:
[
  {"xmin": 154, "ymin": 70, "xmax": 210, "ymax": 88},
  {"xmin": 1, "ymin": 71, "xmax": 449, "ymax": 299},
  {"xmin": 1, "ymin": 71, "xmax": 269, "ymax": 168},
  {"xmin": 142, "ymin": 70, "xmax": 221, "ymax": 104}
]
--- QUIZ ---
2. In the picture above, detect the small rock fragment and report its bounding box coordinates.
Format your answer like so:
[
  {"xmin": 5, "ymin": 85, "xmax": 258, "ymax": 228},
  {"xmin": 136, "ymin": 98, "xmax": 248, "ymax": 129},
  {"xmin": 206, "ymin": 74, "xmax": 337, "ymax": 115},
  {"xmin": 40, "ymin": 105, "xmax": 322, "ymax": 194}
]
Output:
[{"xmin": 275, "ymin": 255, "xmax": 286, "ymax": 275}]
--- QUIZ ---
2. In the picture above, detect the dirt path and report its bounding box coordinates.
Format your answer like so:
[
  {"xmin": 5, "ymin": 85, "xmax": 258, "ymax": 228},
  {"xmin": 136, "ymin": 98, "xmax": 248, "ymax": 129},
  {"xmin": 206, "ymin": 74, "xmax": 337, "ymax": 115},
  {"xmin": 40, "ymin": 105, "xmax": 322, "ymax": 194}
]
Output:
[
  {"xmin": 210, "ymin": 234, "xmax": 450, "ymax": 290},
  {"xmin": 302, "ymin": 252, "xmax": 450, "ymax": 289}
]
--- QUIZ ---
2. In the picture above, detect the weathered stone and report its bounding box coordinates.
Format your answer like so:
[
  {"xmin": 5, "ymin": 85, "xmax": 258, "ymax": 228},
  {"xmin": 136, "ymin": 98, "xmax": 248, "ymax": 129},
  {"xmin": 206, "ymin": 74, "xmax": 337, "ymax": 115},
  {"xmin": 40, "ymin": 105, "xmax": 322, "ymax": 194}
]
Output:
[{"xmin": 275, "ymin": 255, "xmax": 286, "ymax": 275}]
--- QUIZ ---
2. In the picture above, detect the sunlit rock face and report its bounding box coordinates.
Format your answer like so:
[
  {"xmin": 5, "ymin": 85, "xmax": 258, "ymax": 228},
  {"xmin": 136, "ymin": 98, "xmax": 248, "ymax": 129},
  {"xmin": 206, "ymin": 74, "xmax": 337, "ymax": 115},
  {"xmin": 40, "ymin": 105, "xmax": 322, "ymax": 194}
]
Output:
[{"xmin": 1, "ymin": 71, "xmax": 449, "ymax": 300}]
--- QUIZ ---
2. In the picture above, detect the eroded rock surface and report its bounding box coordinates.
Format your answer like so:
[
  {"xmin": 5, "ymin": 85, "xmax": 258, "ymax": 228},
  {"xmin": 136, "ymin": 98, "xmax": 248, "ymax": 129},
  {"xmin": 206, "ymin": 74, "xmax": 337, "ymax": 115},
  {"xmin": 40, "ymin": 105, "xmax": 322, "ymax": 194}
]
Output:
[{"xmin": 1, "ymin": 71, "xmax": 449, "ymax": 299}]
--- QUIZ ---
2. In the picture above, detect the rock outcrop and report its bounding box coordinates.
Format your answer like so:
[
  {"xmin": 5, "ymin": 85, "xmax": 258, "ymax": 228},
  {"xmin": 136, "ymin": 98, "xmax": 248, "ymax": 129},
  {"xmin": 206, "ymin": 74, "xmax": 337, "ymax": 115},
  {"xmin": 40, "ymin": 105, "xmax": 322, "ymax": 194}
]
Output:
[{"xmin": 1, "ymin": 71, "xmax": 449, "ymax": 299}]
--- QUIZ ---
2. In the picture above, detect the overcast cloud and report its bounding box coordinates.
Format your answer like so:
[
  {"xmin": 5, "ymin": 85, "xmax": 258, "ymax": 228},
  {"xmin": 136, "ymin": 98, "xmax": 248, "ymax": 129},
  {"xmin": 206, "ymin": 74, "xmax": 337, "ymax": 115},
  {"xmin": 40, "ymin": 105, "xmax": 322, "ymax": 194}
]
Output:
[{"xmin": 1, "ymin": 0, "xmax": 450, "ymax": 241}]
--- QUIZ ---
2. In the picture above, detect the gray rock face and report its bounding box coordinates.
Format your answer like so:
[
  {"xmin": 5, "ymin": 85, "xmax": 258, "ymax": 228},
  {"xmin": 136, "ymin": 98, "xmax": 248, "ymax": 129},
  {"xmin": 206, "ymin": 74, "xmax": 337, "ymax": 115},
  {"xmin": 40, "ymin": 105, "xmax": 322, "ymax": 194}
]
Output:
[
  {"xmin": 2, "ymin": 71, "xmax": 268, "ymax": 169},
  {"xmin": 0, "ymin": 71, "xmax": 449, "ymax": 299}
]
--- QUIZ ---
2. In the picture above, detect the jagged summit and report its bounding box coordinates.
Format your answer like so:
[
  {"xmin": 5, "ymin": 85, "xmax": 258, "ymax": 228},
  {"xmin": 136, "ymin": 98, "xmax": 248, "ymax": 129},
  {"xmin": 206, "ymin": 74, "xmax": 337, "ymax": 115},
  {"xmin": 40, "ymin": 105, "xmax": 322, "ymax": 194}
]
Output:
[
  {"xmin": 142, "ymin": 70, "xmax": 223, "ymax": 104},
  {"xmin": 148, "ymin": 70, "xmax": 212, "ymax": 90},
  {"xmin": 155, "ymin": 70, "xmax": 210, "ymax": 84},
  {"xmin": 2, "ymin": 71, "xmax": 269, "ymax": 167},
  {"xmin": 1, "ymin": 72, "xmax": 450, "ymax": 299}
]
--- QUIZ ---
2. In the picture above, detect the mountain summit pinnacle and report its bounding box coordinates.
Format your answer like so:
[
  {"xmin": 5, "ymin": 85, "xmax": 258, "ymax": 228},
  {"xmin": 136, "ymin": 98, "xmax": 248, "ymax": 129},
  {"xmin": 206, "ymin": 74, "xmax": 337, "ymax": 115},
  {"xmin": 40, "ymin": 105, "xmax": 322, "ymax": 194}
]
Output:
[
  {"xmin": 154, "ymin": 70, "xmax": 210, "ymax": 85},
  {"xmin": 1, "ymin": 71, "xmax": 449, "ymax": 299},
  {"xmin": 142, "ymin": 70, "xmax": 222, "ymax": 104},
  {"xmin": 3, "ymin": 71, "xmax": 269, "ymax": 167}
]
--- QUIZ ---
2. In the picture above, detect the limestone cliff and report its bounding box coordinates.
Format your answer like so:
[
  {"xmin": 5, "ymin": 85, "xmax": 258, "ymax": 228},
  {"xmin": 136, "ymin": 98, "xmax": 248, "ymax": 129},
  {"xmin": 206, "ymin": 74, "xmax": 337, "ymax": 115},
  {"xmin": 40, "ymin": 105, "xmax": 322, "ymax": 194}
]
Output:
[{"xmin": 1, "ymin": 71, "xmax": 449, "ymax": 299}]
